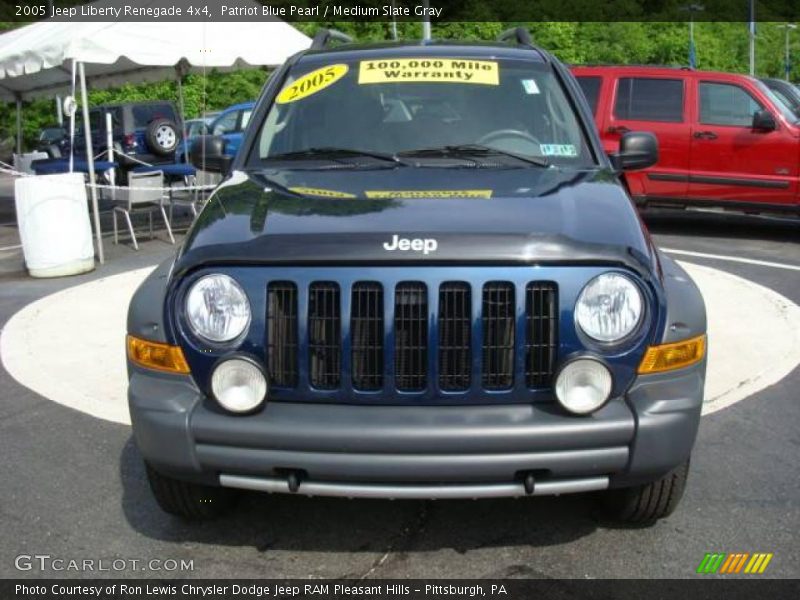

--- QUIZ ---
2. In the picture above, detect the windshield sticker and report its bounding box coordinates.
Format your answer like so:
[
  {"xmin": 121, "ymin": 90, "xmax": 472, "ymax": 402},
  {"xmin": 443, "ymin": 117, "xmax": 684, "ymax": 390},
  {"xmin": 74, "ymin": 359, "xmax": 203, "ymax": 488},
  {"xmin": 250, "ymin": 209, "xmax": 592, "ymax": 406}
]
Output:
[
  {"xmin": 365, "ymin": 190, "xmax": 493, "ymax": 199},
  {"xmin": 540, "ymin": 144, "xmax": 578, "ymax": 157},
  {"xmin": 289, "ymin": 186, "xmax": 356, "ymax": 199},
  {"xmin": 276, "ymin": 64, "xmax": 349, "ymax": 104},
  {"xmin": 522, "ymin": 79, "xmax": 540, "ymax": 94},
  {"xmin": 359, "ymin": 59, "xmax": 499, "ymax": 85}
]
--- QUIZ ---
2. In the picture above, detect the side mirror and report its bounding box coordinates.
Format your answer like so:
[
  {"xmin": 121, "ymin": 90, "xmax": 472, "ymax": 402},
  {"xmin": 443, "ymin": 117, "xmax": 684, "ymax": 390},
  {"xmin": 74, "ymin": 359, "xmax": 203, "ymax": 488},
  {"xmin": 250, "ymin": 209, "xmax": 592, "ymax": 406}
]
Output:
[
  {"xmin": 190, "ymin": 135, "xmax": 232, "ymax": 174},
  {"xmin": 752, "ymin": 109, "xmax": 776, "ymax": 131},
  {"xmin": 610, "ymin": 131, "xmax": 658, "ymax": 171}
]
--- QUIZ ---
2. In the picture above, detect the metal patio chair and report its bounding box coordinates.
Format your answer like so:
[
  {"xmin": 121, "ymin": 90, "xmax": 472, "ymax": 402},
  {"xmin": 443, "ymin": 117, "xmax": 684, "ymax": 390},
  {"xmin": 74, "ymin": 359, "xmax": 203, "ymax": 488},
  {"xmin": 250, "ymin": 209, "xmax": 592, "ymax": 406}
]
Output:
[{"xmin": 112, "ymin": 170, "xmax": 175, "ymax": 250}]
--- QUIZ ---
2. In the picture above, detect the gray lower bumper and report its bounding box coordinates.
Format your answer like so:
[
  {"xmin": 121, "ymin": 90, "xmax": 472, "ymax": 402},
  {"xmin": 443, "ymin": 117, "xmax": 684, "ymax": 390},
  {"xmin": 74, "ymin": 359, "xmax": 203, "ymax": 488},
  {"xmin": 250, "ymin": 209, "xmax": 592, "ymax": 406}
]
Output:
[
  {"xmin": 129, "ymin": 360, "xmax": 704, "ymax": 497},
  {"xmin": 219, "ymin": 474, "xmax": 609, "ymax": 499}
]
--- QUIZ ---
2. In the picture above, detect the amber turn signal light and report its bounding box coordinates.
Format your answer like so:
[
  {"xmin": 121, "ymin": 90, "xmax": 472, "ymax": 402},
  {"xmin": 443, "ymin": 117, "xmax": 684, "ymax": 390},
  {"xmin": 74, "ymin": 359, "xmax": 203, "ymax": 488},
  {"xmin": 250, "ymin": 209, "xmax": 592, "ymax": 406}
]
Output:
[
  {"xmin": 638, "ymin": 334, "xmax": 706, "ymax": 374},
  {"xmin": 127, "ymin": 335, "xmax": 190, "ymax": 374}
]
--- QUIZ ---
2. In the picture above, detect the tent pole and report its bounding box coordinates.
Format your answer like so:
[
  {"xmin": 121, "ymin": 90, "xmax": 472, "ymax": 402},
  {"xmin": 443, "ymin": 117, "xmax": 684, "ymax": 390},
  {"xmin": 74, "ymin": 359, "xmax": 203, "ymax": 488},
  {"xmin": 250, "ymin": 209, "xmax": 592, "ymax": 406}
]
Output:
[
  {"xmin": 79, "ymin": 61, "xmax": 104, "ymax": 264},
  {"xmin": 175, "ymin": 65, "xmax": 188, "ymax": 164},
  {"xmin": 15, "ymin": 94, "xmax": 22, "ymax": 155}
]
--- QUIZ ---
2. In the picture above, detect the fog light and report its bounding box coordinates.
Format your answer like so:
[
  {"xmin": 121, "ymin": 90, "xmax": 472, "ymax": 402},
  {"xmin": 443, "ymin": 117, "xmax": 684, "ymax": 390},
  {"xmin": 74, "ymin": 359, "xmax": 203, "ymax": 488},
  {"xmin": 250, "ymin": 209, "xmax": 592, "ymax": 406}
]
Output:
[
  {"xmin": 555, "ymin": 358, "xmax": 613, "ymax": 415},
  {"xmin": 211, "ymin": 358, "xmax": 267, "ymax": 413}
]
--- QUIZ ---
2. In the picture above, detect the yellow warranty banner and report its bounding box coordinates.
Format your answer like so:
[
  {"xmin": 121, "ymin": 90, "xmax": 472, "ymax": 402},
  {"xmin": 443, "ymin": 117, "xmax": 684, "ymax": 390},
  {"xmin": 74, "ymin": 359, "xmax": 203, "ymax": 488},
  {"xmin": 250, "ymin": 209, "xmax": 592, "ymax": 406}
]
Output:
[
  {"xmin": 276, "ymin": 64, "xmax": 349, "ymax": 104},
  {"xmin": 364, "ymin": 190, "xmax": 493, "ymax": 199},
  {"xmin": 359, "ymin": 58, "xmax": 499, "ymax": 85}
]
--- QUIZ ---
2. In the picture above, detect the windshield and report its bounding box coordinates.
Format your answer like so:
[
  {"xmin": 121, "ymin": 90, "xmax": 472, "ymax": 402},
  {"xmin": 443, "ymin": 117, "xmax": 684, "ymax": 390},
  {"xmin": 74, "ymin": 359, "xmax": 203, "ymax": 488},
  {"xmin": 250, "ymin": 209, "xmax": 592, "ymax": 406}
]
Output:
[{"xmin": 252, "ymin": 56, "xmax": 593, "ymax": 168}]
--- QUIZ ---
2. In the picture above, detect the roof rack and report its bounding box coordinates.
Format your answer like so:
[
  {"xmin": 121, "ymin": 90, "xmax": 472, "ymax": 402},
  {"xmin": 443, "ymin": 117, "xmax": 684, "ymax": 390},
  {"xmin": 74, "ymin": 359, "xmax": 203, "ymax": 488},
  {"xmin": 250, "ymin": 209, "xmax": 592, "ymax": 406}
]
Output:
[
  {"xmin": 310, "ymin": 29, "xmax": 354, "ymax": 50},
  {"xmin": 497, "ymin": 27, "xmax": 533, "ymax": 47}
]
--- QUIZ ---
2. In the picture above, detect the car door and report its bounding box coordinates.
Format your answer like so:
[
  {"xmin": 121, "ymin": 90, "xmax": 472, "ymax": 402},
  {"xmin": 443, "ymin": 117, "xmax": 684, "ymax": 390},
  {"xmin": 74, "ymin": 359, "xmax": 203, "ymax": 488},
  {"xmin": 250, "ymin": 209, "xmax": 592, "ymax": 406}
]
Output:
[
  {"xmin": 689, "ymin": 79, "xmax": 798, "ymax": 207},
  {"xmin": 604, "ymin": 74, "xmax": 690, "ymax": 201}
]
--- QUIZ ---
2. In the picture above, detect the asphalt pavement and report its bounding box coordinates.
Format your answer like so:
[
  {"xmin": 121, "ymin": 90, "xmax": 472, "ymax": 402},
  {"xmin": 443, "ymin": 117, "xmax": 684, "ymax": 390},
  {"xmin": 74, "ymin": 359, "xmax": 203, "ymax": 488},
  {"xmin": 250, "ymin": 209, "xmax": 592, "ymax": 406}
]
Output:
[{"xmin": 0, "ymin": 194, "xmax": 797, "ymax": 579}]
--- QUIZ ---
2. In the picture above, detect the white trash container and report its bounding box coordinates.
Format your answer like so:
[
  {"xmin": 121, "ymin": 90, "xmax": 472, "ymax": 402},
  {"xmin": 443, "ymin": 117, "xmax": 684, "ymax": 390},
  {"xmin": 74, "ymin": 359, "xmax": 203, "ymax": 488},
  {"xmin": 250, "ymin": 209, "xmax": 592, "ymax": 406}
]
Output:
[{"xmin": 15, "ymin": 173, "xmax": 95, "ymax": 277}]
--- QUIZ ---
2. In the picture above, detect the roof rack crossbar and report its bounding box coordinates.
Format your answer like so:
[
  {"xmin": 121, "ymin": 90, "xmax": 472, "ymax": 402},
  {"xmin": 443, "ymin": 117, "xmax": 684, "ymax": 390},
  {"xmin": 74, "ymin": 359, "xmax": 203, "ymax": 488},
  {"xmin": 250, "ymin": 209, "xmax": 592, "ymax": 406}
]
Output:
[
  {"xmin": 497, "ymin": 27, "xmax": 533, "ymax": 47},
  {"xmin": 311, "ymin": 29, "xmax": 354, "ymax": 50}
]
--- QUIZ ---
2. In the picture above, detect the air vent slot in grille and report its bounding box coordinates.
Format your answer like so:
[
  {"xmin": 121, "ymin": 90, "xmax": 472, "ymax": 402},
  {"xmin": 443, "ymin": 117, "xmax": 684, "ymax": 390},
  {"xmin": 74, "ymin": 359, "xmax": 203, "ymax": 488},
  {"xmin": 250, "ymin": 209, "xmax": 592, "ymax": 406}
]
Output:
[
  {"xmin": 308, "ymin": 282, "xmax": 341, "ymax": 389},
  {"xmin": 482, "ymin": 282, "xmax": 515, "ymax": 390},
  {"xmin": 266, "ymin": 282, "xmax": 298, "ymax": 387},
  {"xmin": 394, "ymin": 282, "xmax": 428, "ymax": 392},
  {"xmin": 351, "ymin": 282, "xmax": 384, "ymax": 391},
  {"xmin": 438, "ymin": 282, "xmax": 472, "ymax": 391},
  {"xmin": 525, "ymin": 283, "xmax": 558, "ymax": 388}
]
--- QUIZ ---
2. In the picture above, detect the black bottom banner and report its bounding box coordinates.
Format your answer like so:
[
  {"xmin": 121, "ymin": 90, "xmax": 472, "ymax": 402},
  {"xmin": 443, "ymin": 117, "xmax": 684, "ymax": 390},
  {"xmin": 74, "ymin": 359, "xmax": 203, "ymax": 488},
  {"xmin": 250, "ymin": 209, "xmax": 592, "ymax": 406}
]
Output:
[{"xmin": 3, "ymin": 579, "xmax": 799, "ymax": 600}]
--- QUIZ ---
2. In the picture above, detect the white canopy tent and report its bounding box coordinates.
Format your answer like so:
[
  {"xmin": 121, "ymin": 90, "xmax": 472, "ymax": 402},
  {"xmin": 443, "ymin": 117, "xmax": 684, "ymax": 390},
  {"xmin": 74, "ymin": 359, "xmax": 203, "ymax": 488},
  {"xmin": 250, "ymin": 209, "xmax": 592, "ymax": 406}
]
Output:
[{"xmin": 0, "ymin": 2, "xmax": 310, "ymax": 262}]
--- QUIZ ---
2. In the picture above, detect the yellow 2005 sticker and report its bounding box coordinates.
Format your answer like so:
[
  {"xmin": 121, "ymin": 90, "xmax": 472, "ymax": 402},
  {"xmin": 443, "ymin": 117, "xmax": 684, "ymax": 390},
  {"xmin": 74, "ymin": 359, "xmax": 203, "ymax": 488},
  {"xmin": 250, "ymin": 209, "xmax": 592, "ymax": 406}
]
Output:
[
  {"xmin": 359, "ymin": 58, "xmax": 499, "ymax": 85},
  {"xmin": 365, "ymin": 190, "xmax": 493, "ymax": 199},
  {"xmin": 276, "ymin": 64, "xmax": 349, "ymax": 104},
  {"xmin": 289, "ymin": 186, "xmax": 356, "ymax": 199}
]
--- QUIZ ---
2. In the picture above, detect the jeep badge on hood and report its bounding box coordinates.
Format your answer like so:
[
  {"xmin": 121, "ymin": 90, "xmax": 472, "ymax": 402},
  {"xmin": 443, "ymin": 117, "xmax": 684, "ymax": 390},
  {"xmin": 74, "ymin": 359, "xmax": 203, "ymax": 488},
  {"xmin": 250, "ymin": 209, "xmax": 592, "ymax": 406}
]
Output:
[{"xmin": 383, "ymin": 235, "xmax": 438, "ymax": 255}]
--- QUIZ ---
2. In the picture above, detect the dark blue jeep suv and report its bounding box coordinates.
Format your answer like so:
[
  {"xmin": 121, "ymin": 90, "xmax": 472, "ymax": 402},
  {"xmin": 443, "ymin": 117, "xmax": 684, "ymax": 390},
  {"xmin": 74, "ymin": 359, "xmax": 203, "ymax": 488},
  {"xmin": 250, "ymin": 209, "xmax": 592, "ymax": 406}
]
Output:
[{"xmin": 127, "ymin": 29, "xmax": 706, "ymax": 524}]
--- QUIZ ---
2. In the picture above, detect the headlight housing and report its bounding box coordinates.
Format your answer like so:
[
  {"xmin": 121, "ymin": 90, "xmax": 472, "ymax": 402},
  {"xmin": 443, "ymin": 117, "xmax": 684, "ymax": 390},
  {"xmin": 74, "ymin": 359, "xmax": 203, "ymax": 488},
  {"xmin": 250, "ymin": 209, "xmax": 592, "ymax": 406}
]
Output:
[
  {"xmin": 575, "ymin": 273, "xmax": 643, "ymax": 343},
  {"xmin": 185, "ymin": 274, "xmax": 251, "ymax": 343},
  {"xmin": 211, "ymin": 357, "xmax": 267, "ymax": 413},
  {"xmin": 555, "ymin": 358, "xmax": 613, "ymax": 415}
]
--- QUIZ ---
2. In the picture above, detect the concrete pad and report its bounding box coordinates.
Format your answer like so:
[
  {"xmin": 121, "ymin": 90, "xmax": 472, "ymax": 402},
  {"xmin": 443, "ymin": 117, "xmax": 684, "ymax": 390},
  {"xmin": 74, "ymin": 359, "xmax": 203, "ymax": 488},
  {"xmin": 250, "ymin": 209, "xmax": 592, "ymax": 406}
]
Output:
[{"xmin": 0, "ymin": 262, "xmax": 798, "ymax": 425}]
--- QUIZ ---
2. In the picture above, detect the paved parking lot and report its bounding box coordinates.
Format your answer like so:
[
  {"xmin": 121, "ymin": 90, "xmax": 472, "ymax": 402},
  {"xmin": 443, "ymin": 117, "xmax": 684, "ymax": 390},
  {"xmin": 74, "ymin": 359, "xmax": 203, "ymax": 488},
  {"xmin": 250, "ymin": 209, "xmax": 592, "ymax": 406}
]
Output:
[{"xmin": 0, "ymin": 180, "xmax": 797, "ymax": 578}]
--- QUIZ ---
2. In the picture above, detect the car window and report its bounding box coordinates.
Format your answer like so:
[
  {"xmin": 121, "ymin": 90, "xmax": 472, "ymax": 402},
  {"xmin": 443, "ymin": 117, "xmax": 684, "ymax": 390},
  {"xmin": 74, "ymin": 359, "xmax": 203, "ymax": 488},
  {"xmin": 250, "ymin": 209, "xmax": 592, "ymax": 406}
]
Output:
[
  {"xmin": 240, "ymin": 109, "xmax": 252, "ymax": 130},
  {"xmin": 576, "ymin": 76, "xmax": 602, "ymax": 115},
  {"xmin": 85, "ymin": 108, "xmax": 120, "ymax": 131},
  {"xmin": 254, "ymin": 58, "xmax": 593, "ymax": 167},
  {"xmin": 614, "ymin": 77, "xmax": 684, "ymax": 122},
  {"xmin": 132, "ymin": 104, "xmax": 177, "ymax": 128},
  {"xmin": 212, "ymin": 111, "xmax": 239, "ymax": 135},
  {"xmin": 699, "ymin": 82, "xmax": 763, "ymax": 127}
]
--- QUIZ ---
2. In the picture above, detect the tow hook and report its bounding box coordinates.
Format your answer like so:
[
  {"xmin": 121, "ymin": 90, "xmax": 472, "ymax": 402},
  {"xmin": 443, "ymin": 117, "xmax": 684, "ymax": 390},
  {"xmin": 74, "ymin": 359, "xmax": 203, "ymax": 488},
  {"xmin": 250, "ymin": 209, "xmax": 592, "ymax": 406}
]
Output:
[
  {"xmin": 523, "ymin": 473, "xmax": 536, "ymax": 495},
  {"xmin": 287, "ymin": 471, "xmax": 301, "ymax": 493}
]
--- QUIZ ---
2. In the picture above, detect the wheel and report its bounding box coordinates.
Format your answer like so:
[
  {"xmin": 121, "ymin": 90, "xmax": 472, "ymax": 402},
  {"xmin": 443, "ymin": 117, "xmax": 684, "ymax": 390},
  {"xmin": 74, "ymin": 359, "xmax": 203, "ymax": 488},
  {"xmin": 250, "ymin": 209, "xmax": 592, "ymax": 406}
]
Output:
[
  {"xmin": 145, "ymin": 118, "xmax": 180, "ymax": 157},
  {"xmin": 600, "ymin": 459, "xmax": 690, "ymax": 524},
  {"xmin": 145, "ymin": 462, "xmax": 236, "ymax": 520}
]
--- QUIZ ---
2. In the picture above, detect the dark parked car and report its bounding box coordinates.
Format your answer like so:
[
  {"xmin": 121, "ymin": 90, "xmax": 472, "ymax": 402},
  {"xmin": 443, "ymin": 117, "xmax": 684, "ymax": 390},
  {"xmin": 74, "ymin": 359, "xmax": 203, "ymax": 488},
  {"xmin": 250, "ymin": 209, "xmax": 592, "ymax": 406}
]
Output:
[
  {"xmin": 127, "ymin": 29, "xmax": 707, "ymax": 524},
  {"xmin": 63, "ymin": 100, "xmax": 182, "ymax": 177}
]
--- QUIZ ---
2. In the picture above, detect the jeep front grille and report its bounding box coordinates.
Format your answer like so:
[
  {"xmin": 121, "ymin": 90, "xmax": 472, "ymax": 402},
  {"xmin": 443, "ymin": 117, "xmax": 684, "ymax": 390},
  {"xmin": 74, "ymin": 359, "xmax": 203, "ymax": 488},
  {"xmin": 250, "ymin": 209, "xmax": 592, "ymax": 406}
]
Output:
[
  {"xmin": 351, "ymin": 282, "xmax": 384, "ymax": 391},
  {"xmin": 481, "ymin": 282, "xmax": 516, "ymax": 390},
  {"xmin": 438, "ymin": 282, "xmax": 472, "ymax": 391},
  {"xmin": 265, "ymin": 278, "xmax": 558, "ymax": 397},
  {"xmin": 308, "ymin": 282, "xmax": 341, "ymax": 389},
  {"xmin": 394, "ymin": 282, "xmax": 428, "ymax": 392},
  {"xmin": 525, "ymin": 283, "xmax": 559, "ymax": 387},
  {"xmin": 266, "ymin": 282, "xmax": 298, "ymax": 387}
]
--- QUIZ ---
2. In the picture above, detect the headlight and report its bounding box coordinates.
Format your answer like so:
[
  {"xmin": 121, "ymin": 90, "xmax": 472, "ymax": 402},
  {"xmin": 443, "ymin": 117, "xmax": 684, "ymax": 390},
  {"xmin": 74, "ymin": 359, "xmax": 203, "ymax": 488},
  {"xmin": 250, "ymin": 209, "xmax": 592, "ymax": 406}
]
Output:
[
  {"xmin": 575, "ymin": 273, "xmax": 643, "ymax": 343},
  {"xmin": 186, "ymin": 274, "xmax": 250, "ymax": 342},
  {"xmin": 555, "ymin": 358, "xmax": 613, "ymax": 415},
  {"xmin": 211, "ymin": 358, "xmax": 267, "ymax": 413}
]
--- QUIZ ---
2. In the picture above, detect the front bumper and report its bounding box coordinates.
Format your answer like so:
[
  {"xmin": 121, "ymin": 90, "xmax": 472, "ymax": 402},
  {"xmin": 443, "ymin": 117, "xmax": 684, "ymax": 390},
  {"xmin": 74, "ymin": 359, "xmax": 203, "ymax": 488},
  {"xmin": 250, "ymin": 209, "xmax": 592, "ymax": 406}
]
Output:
[{"xmin": 129, "ymin": 361, "xmax": 704, "ymax": 498}]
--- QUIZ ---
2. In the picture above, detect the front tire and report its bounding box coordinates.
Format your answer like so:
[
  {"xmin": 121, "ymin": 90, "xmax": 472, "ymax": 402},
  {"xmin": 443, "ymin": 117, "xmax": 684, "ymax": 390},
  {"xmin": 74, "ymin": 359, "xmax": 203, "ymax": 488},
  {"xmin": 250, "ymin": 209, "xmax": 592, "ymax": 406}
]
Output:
[
  {"xmin": 145, "ymin": 462, "xmax": 236, "ymax": 520},
  {"xmin": 600, "ymin": 459, "xmax": 690, "ymax": 524}
]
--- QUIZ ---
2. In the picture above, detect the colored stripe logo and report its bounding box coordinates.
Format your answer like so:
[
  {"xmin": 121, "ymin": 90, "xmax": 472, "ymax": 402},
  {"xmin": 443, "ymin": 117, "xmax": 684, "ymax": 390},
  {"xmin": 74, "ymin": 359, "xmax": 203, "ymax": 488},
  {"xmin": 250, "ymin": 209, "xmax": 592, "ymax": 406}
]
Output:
[{"xmin": 697, "ymin": 553, "xmax": 773, "ymax": 574}]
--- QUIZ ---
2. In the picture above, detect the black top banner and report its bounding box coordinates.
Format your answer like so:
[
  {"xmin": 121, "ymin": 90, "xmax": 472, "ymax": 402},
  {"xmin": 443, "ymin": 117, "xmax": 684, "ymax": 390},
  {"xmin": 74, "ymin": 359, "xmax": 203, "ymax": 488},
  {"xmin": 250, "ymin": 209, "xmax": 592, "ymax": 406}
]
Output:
[{"xmin": 4, "ymin": 0, "xmax": 800, "ymax": 23}]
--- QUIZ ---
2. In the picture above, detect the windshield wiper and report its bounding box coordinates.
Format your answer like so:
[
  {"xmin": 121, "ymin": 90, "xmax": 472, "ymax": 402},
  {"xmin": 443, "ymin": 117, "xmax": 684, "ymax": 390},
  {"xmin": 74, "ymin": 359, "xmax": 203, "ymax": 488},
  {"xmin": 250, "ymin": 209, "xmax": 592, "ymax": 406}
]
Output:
[
  {"xmin": 398, "ymin": 144, "xmax": 549, "ymax": 167},
  {"xmin": 266, "ymin": 147, "xmax": 404, "ymax": 165}
]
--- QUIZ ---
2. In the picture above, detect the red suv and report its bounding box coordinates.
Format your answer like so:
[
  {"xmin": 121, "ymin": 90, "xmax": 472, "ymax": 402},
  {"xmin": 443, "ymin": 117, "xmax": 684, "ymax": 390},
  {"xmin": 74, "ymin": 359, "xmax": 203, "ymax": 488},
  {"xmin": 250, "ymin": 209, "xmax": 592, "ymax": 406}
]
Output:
[{"xmin": 571, "ymin": 65, "xmax": 800, "ymax": 214}]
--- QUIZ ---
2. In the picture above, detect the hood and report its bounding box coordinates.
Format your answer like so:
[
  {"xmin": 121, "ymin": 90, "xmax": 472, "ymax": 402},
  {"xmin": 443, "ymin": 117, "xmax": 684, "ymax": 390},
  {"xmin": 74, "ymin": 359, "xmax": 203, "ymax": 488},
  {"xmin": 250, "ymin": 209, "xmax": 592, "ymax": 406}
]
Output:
[{"xmin": 175, "ymin": 167, "xmax": 652, "ymax": 276}]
